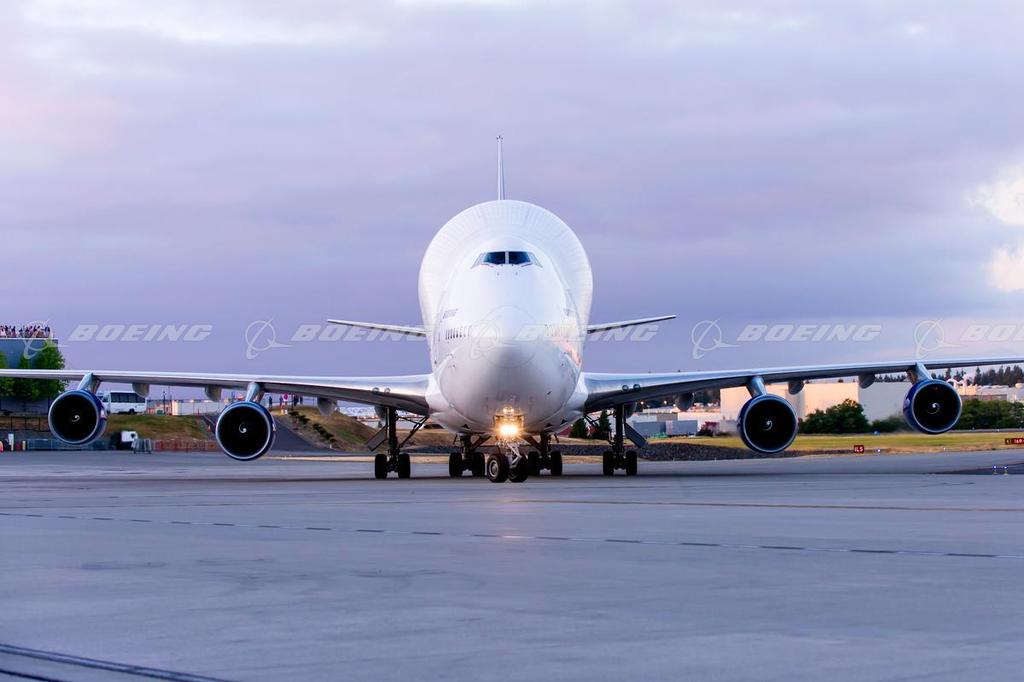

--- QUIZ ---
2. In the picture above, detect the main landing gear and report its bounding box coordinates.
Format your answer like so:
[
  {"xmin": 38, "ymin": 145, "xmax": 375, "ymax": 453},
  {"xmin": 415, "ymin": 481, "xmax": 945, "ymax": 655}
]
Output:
[
  {"xmin": 374, "ymin": 407, "xmax": 411, "ymax": 479},
  {"xmin": 602, "ymin": 404, "xmax": 638, "ymax": 476},
  {"xmin": 448, "ymin": 435, "xmax": 487, "ymax": 478},
  {"xmin": 524, "ymin": 433, "xmax": 562, "ymax": 478}
]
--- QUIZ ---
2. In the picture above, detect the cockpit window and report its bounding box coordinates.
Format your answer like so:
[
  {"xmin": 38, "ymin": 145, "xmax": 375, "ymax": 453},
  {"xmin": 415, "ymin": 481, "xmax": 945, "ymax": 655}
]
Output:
[{"xmin": 474, "ymin": 251, "xmax": 538, "ymax": 268}]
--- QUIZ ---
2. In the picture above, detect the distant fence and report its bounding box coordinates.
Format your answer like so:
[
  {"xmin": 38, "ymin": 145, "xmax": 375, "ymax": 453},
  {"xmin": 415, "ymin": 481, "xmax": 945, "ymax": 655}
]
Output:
[
  {"xmin": 0, "ymin": 416, "xmax": 49, "ymax": 433},
  {"xmin": 0, "ymin": 436, "xmax": 217, "ymax": 453},
  {"xmin": 14, "ymin": 438, "xmax": 110, "ymax": 452},
  {"xmin": 153, "ymin": 438, "xmax": 219, "ymax": 452}
]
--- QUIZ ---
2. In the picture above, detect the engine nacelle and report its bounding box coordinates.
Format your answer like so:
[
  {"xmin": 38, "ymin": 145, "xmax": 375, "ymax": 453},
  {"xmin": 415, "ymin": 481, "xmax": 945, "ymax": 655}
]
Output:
[
  {"xmin": 48, "ymin": 389, "xmax": 107, "ymax": 445},
  {"xmin": 903, "ymin": 379, "xmax": 961, "ymax": 434},
  {"xmin": 737, "ymin": 394, "xmax": 798, "ymax": 454},
  {"xmin": 674, "ymin": 393, "xmax": 695, "ymax": 412},
  {"xmin": 215, "ymin": 401, "xmax": 276, "ymax": 461}
]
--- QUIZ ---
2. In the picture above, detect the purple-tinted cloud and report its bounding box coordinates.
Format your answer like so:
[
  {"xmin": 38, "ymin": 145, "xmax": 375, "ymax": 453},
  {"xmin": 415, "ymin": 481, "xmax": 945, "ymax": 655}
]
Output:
[{"xmin": 3, "ymin": 1, "xmax": 1024, "ymax": 385}]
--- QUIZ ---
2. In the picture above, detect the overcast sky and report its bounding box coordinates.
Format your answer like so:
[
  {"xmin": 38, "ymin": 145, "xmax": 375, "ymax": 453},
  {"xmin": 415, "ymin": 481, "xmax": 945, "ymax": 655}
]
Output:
[{"xmin": 3, "ymin": 0, "xmax": 1024, "ymax": 380}]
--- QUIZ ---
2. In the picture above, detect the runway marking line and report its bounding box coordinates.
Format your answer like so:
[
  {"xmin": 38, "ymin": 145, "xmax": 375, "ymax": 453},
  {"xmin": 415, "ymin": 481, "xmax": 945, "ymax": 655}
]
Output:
[
  {"xmin": 0, "ymin": 641, "xmax": 231, "ymax": 682},
  {"xmin": 4, "ymin": 510, "xmax": 1024, "ymax": 562}
]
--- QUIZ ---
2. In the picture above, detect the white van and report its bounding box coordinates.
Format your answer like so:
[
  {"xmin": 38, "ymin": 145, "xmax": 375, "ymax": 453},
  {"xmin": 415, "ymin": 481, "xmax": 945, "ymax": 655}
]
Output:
[{"xmin": 99, "ymin": 391, "xmax": 147, "ymax": 414}]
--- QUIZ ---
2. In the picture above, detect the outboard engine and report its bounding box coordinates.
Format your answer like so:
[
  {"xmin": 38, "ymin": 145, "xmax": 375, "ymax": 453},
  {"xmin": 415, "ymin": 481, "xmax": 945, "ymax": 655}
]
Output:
[
  {"xmin": 903, "ymin": 379, "xmax": 961, "ymax": 434},
  {"xmin": 215, "ymin": 401, "xmax": 276, "ymax": 461},
  {"xmin": 737, "ymin": 394, "xmax": 798, "ymax": 454},
  {"xmin": 674, "ymin": 393, "xmax": 695, "ymax": 412},
  {"xmin": 48, "ymin": 390, "xmax": 107, "ymax": 445}
]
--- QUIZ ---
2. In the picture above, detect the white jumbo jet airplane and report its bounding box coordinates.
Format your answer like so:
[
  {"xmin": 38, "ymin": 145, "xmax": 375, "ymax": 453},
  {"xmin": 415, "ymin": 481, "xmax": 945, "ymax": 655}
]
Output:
[{"xmin": 5, "ymin": 139, "xmax": 1023, "ymax": 482}]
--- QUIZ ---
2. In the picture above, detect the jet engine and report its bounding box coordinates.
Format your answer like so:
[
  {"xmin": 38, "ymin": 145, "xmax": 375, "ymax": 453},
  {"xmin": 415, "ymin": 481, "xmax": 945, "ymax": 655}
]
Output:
[
  {"xmin": 903, "ymin": 379, "xmax": 961, "ymax": 434},
  {"xmin": 48, "ymin": 389, "xmax": 107, "ymax": 445},
  {"xmin": 674, "ymin": 393, "xmax": 695, "ymax": 412},
  {"xmin": 215, "ymin": 401, "xmax": 276, "ymax": 461},
  {"xmin": 737, "ymin": 394, "xmax": 798, "ymax": 454}
]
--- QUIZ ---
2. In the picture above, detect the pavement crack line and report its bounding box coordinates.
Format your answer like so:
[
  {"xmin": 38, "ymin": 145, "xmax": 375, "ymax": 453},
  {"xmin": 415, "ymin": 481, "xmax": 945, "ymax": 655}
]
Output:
[{"xmin": 2, "ymin": 510, "xmax": 1022, "ymax": 562}]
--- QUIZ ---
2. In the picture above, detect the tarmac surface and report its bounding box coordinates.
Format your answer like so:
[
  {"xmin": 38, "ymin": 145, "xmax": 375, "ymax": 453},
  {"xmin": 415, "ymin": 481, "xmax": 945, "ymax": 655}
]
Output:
[{"xmin": 2, "ymin": 448, "xmax": 1024, "ymax": 681}]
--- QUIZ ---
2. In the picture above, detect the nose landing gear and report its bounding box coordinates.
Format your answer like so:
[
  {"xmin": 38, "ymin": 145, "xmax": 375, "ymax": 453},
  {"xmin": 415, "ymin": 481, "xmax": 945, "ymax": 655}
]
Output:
[{"xmin": 486, "ymin": 452, "xmax": 510, "ymax": 482}]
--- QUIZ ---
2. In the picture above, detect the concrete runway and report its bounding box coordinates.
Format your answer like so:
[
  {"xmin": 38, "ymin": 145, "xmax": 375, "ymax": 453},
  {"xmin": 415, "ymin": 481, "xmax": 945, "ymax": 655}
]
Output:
[{"xmin": 2, "ymin": 449, "xmax": 1024, "ymax": 681}]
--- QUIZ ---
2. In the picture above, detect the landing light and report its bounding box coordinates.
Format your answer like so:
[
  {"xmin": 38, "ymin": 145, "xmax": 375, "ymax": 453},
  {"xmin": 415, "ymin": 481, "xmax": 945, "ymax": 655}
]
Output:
[
  {"xmin": 498, "ymin": 422, "xmax": 520, "ymax": 439},
  {"xmin": 494, "ymin": 408, "xmax": 524, "ymax": 441}
]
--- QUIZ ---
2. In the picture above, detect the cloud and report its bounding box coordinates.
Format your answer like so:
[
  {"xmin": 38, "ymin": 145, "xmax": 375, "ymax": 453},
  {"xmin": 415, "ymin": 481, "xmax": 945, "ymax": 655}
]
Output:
[
  {"xmin": 970, "ymin": 165, "xmax": 1024, "ymax": 227},
  {"xmin": 22, "ymin": 0, "xmax": 378, "ymax": 47},
  {"xmin": 4, "ymin": 0, "xmax": 1024, "ymax": 373},
  {"xmin": 989, "ymin": 241, "xmax": 1024, "ymax": 292}
]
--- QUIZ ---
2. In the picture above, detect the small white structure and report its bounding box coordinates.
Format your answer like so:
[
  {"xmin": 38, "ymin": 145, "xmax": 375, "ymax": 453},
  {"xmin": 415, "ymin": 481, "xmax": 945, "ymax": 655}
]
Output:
[{"xmin": 167, "ymin": 399, "xmax": 231, "ymax": 416}]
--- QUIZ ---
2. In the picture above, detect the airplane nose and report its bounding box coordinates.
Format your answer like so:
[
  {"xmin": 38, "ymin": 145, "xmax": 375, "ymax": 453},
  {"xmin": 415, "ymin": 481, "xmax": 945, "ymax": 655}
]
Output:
[{"xmin": 468, "ymin": 306, "xmax": 538, "ymax": 369}]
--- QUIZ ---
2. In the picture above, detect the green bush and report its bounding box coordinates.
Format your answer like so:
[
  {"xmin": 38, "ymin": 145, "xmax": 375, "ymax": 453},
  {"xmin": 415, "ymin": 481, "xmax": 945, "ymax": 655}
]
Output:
[
  {"xmin": 956, "ymin": 399, "xmax": 1024, "ymax": 430},
  {"xmin": 870, "ymin": 415, "xmax": 906, "ymax": 433},
  {"xmin": 800, "ymin": 399, "xmax": 870, "ymax": 434}
]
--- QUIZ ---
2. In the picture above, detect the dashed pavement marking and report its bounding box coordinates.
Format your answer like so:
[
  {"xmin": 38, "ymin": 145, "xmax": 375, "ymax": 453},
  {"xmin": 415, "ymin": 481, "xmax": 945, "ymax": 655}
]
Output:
[{"xmin": 1, "ymin": 510, "xmax": 1022, "ymax": 562}]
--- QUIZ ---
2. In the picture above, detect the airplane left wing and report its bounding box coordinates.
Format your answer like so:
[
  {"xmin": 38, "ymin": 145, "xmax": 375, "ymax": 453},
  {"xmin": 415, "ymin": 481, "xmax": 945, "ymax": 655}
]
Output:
[
  {"xmin": 583, "ymin": 356, "xmax": 1024, "ymax": 412},
  {"xmin": 0, "ymin": 369, "xmax": 431, "ymax": 414}
]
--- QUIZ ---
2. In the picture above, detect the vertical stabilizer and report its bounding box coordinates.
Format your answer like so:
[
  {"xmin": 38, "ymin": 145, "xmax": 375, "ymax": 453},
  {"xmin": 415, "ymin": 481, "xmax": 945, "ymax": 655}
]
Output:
[{"xmin": 496, "ymin": 136, "xmax": 505, "ymax": 200}]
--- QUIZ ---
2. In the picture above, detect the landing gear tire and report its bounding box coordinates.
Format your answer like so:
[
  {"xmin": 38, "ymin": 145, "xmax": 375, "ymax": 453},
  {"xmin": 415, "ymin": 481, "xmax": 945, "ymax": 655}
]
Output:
[
  {"xmin": 470, "ymin": 451, "xmax": 485, "ymax": 477},
  {"xmin": 602, "ymin": 450, "xmax": 615, "ymax": 476},
  {"xmin": 448, "ymin": 453, "xmax": 464, "ymax": 478},
  {"xmin": 397, "ymin": 453, "xmax": 411, "ymax": 479},
  {"xmin": 486, "ymin": 453, "xmax": 509, "ymax": 483},
  {"xmin": 509, "ymin": 455, "xmax": 530, "ymax": 483},
  {"xmin": 528, "ymin": 451, "xmax": 541, "ymax": 476},
  {"xmin": 549, "ymin": 452, "xmax": 563, "ymax": 476},
  {"xmin": 374, "ymin": 453, "xmax": 388, "ymax": 479},
  {"xmin": 625, "ymin": 450, "xmax": 638, "ymax": 476}
]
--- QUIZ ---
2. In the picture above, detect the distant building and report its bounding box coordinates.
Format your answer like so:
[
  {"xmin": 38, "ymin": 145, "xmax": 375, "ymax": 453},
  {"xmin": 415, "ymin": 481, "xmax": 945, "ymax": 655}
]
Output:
[{"xmin": 958, "ymin": 384, "xmax": 1024, "ymax": 402}]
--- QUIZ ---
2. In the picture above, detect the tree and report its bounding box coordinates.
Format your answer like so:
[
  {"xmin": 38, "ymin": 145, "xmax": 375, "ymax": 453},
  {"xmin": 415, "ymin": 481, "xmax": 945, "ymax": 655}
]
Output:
[
  {"xmin": 31, "ymin": 342, "xmax": 66, "ymax": 400},
  {"xmin": 800, "ymin": 399, "xmax": 870, "ymax": 434},
  {"xmin": 595, "ymin": 410, "xmax": 611, "ymax": 439},
  {"xmin": 11, "ymin": 355, "xmax": 39, "ymax": 402},
  {"xmin": 570, "ymin": 418, "xmax": 589, "ymax": 439},
  {"xmin": 0, "ymin": 353, "xmax": 13, "ymax": 398},
  {"xmin": 956, "ymin": 399, "xmax": 1024, "ymax": 430}
]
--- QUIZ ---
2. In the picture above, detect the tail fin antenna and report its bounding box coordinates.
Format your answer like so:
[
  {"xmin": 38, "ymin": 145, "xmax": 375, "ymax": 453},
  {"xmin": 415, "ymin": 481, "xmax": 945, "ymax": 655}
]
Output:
[{"xmin": 496, "ymin": 135, "xmax": 505, "ymax": 200}]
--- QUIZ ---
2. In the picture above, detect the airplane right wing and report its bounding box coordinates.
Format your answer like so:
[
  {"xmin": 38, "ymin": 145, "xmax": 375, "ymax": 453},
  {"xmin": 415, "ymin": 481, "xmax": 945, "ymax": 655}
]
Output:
[
  {"xmin": 326, "ymin": 319, "xmax": 427, "ymax": 338},
  {"xmin": 586, "ymin": 315, "xmax": 675, "ymax": 334}
]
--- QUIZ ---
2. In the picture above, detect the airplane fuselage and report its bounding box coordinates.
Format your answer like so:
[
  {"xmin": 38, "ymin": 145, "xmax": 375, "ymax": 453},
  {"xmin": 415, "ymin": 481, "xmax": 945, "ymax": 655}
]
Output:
[{"xmin": 421, "ymin": 200, "xmax": 592, "ymax": 435}]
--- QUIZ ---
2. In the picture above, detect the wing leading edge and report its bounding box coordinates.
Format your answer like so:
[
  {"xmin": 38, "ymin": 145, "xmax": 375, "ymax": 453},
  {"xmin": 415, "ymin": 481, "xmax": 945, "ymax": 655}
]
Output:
[
  {"xmin": 583, "ymin": 356, "xmax": 1024, "ymax": 412},
  {"xmin": 0, "ymin": 369, "xmax": 431, "ymax": 414}
]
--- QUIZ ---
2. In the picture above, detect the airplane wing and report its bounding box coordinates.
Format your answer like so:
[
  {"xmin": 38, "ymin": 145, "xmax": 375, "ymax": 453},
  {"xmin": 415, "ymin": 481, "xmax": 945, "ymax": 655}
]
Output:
[
  {"xmin": 583, "ymin": 356, "xmax": 1024, "ymax": 411},
  {"xmin": 326, "ymin": 319, "xmax": 427, "ymax": 338},
  {"xmin": 0, "ymin": 369, "xmax": 431, "ymax": 414},
  {"xmin": 586, "ymin": 315, "xmax": 676, "ymax": 334}
]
